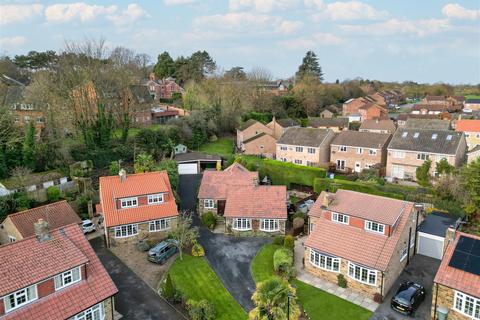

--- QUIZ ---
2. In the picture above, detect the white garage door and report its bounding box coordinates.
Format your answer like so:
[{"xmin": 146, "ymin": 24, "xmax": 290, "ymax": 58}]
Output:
[
  {"xmin": 417, "ymin": 232, "xmax": 444, "ymax": 260},
  {"xmin": 178, "ymin": 163, "xmax": 198, "ymax": 175}
]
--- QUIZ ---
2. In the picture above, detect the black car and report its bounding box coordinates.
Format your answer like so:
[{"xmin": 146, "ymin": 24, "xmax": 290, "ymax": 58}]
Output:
[{"xmin": 391, "ymin": 281, "xmax": 426, "ymax": 316}]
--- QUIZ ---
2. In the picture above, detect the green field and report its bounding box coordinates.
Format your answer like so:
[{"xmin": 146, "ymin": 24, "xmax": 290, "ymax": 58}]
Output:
[
  {"xmin": 198, "ymin": 138, "xmax": 235, "ymax": 157},
  {"xmin": 169, "ymin": 255, "xmax": 247, "ymax": 320}
]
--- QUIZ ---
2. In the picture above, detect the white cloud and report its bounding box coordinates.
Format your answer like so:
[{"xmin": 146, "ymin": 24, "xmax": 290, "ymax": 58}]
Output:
[
  {"xmin": 193, "ymin": 12, "xmax": 302, "ymax": 35},
  {"xmin": 278, "ymin": 32, "xmax": 343, "ymax": 49},
  {"xmin": 311, "ymin": 1, "xmax": 388, "ymax": 21},
  {"xmin": 340, "ymin": 18, "xmax": 450, "ymax": 37},
  {"xmin": 0, "ymin": 4, "xmax": 43, "ymax": 25},
  {"xmin": 442, "ymin": 3, "xmax": 480, "ymax": 20},
  {"xmin": 304, "ymin": 0, "xmax": 324, "ymax": 10},
  {"xmin": 229, "ymin": 0, "xmax": 299, "ymax": 13},
  {"xmin": 45, "ymin": 3, "xmax": 117, "ymax": 23},
  {"xmin": 0, "ymin": 36, "xmax": 27, "ymax": 48},
  {"xmin": 107, "ymin": 4, "xmax": 148, "ymax": 27},
  {"xmin": 164, "ymin": 0, "xmax": 197, "ymax": 5}
]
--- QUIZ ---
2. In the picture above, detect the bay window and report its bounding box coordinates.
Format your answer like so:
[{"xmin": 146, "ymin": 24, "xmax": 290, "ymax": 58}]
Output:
[
  {"xmin": 4, "ymin": 285, "xmax": 37, "ymax": 312},
  {"xmin": 348, "ymin": 262, "xmax": 377, "ymax": 286},
  {"xmin": 55, "ymin": 266, "xmax": 81, "ymax": 290},
  {"xmin": 149, "ymin": 218, "xmax": 171, "ymax": 232},
  {"xmin": 233, "ymin": 218, "xmax": 251, "ymax": 231},
  {"xmin": 260, "ymin": 219, "xmax": 279, "ymax": 232},
  {"xmin": 114, "ymin": 224, "xmax": 138, "ymax": 238},
  {"xmin": 310, "ymin": 249, "xmax": 340, "ymax": 272},
  {"xmin": 454, "ymin": 291, "xmax": 480, "ymax": 319}
]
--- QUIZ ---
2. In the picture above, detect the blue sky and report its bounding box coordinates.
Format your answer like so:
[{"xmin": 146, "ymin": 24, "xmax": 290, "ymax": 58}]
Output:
[{"xmin": 0, "ymin": 0, "xmax": 479, "ymax": 84}]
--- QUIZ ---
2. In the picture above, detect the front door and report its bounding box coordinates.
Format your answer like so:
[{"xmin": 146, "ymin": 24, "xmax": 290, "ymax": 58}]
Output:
[
  {"xmin": 354, "ymin": 162, "xmax": 361, "ymax": 173},
  {"xmin": 217, "ymin": 200, "xmax": 226, "ymax": 216}
]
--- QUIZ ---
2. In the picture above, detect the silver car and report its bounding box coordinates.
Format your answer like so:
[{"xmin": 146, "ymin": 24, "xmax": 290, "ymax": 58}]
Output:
[{"xmin": 82, "ymin": 220, "xmax": 96, "ymax": 234}]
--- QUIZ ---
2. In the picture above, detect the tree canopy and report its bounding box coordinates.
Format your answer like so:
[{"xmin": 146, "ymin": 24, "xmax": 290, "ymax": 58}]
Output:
[{"xmin": 296, "ymin": 51, "xmax": 323, "ymax": 82}]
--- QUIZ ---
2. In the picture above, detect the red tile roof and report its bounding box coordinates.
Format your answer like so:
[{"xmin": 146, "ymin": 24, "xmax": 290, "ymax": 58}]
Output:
[
  {"xmin": 305, "ymin": 194, "xmax": 414, "ymax": 271},
  {"xmin": 434, "ymin": 232, "xmax": 480, "ymax": 298},
  {"xmin": 99, "ymin": 171, "xmax": 178, "ymax": 227},
  {"xmin": 198, "ymin": 164, "xmax": 258, "ymax": 199},
  {"xmin": 0, "ymin": 224, "xmax": 117, "ymax": 320},
  {"xmin": 224, "ymin": 185, "xmax": 287, "ymax": 219},
  {"xmin": 6, "ymin": 201, "xmax": 81, "ymax": 238},
  {"xmin": 309, "ymin": 190, "xmax": 409, "ymax": 225},
  {"xmin": 456, "ymin": 119, "xmax": 480, "ymax": 133}
]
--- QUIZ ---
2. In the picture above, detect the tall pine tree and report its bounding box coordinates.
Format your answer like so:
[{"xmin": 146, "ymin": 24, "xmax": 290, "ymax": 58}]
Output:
[
  {"xmin": 22, "ymin": 121, "xmax": 36, "ymax": 170},
  {"xmin": 296, "ymin": 51, "xmax": 324, "ymax": 82},
  {"xmin": 153, "ymin": 51, "xmax": 175, "ymax": 79}
]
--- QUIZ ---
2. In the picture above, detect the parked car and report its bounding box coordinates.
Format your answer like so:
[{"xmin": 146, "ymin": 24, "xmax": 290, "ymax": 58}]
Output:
[
  {"xmin": 147, "ymin": 239, "xmax": 178, "ymax": 264},
  {"xmin": 298, "ymin": 203, "xmax": 308, "ymax": 214},
  {"xmin": 391, "ymin": 281, "xmax": 426, "ymax": 316},
  {"xmin": 304, "ymin": 199, "xmax": 315, "ymax": 210},
  {"xmin": 82, "ymin": 220, "xmax": 96, "ymax": 234}
]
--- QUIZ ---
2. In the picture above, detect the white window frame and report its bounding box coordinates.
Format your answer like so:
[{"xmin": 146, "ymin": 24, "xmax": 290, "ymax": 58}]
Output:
[
  {"xmin": 332, "ymin": 212, "xmax": 349, "ymax": 225},
  {"xmin": 8, "ymin": 235, "xmax": 16, "ymax": 242},
  {"xmin": 120, "ymin": 197, "xmax": 138, "ymax": 208},
  {"xmin": 114, "ymin": 224, "xmax": 139, "ymax": 238},
  {"xmin": 393, "ymin": 151, "xmax": 405, "ymax": 158},
  {"xmin": 149, "ymin": 218, "xmax": 171, "ymax": 232},
  {"xmin": 55, "ymin": 266, "xmax": 81, "ymax": 291},
  {"xmin": 310, "ymin": 223, "xmax": 315, "ymax": 232},
  {"xmin": 307, "ymin": 147, "xmax": 316, "ymax": 154},
  {"xmin": 417, "ymin": 153, "xmax": 429, "ymax": 161},
  {"xmin": 148, "ymin": 193, "xmax": 164, "ymax": 204},
  {"xmin": 73, "ymin": 301, "xmax": 105, "ymax": 320},
  {"xmin": 204, "ymin": 199, "xmax": 215, "ymax": 209},
  {"xmin": 339, "ymin": 146, "xmax": 347, "ymax": 152},
  {"xmin": 365, "ymin": 220, "xmax": 385, "ymax": 234},
  {"xmin": 294, "ymin": 159, "xmax": 302, "ymax": 165},
  {"xmin": 280, "ymin": 145, "xmax": 287, "ymax": 151},
  {"xmin": 357, "ymin": 148, "xmax": 363, "ymax": 154},
  {"xmin": 400, "ymin": 246, "xmax": 408, "ymax": 262},
  {"xmin": 4, "ymin": 285, "xmax": 38, "ymax": 313},
  {"xmin": 348, "ymin": 262, "xmax": 377, "ymax": 286},
  {"xmin": 453, "ymin": 291, "xmax": 480, "ymax": 319},
  {"xmin": 233, "ymin": 218, "xmax": 251, "ymax": 231},
  {"xmin": 369, "ymin": 149, "xmax": 377, "ymax": 155},
  {"xmin": 295, "ymin": 146, "xmax": 304, "ymax": 152},
  {"xmin": 260, "ymin": 219, "xmax": 279, "ymax": 232},
  {"xmin": 309, "ymin": 249, "xmax": 340, "ymax": 273}
]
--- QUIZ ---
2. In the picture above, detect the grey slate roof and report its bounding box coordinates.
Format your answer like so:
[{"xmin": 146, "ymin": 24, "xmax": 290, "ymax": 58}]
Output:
[
  {"xmin": 331, "ymin": 131, "xmax": 392, "ymax": 149},
  {"xmin": 388, "ymin": 129, "xmax": 464, "ymax": 155},
  {"xmin": 308, "ymin": 117, "xmax": 349, "ymax": 128},
  {"xmin": 175, "ymin": 151, "xmax": 221, "ymax": 163},
  {"xmin": 418, "ymin": 211, "xmax": 459, "ymax": 237},
  {"xmin": 276, "ymin": 118, "xmax": 299, "ymax": 127},
  {"xmin": 277, "ymin": 127, "xmax": 332, "ymax": 147},
  {"xmin": 359, "ymin": 119, "xmax": 396, "ymax": 132},
  {"xmin": 405, "ymin": 119, "xmax": 450, "ymax": 130}
]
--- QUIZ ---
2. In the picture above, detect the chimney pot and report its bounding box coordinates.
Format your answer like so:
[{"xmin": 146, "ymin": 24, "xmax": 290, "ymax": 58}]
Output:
[
  {"xmin": 34, "ymin": 219, "xmax": 51, "ymax": 242},
  {"xmin": 119, "ymin": 169, "xmax": 127, "ymax": 182}
]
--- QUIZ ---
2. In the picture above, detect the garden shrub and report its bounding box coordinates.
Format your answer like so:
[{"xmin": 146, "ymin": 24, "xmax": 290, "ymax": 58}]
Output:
[
  {"xmin": 162, "ymin": 274, "xmax": 175, "ymax": 301},
  {"xmin": 313, "ymin": 178, "xmax": 404, "ymax": 200},
  {"xmin": 272, "ymin": 235, "xmax": 285, "ymax": 245},
  {"xmin": 273, "ymin": 248, "xmax": 294, "ymax": 278},
  {"xmin": 337, "ymin": 274, "xmax": 347, "ymax": 288},
  {"xmin": 201, "ymin": 211, "xmax": 216, "ymax": 229},
  {"xmin": 292, "ymin": 211, "xmax": 306, "ymax": 220},
  {"xmin": 284, "ymin": 235, "xmax": 295, "ymax": 250},
  {"xmin": 191, "ymin": 242, "xmax": 205, "ymax": 257},
  {"xmin": 186, "ymin": 299, "xmax": 215, "ymax": 320},
  {"xmin": 46, "ymin": 186, "xmax": 61, "ymax": 202}
]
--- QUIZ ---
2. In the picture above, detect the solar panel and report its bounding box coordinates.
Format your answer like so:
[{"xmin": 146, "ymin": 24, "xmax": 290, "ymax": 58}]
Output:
[{"xmin": 448, "ymin": 236, "xmax": 480, "ymax": 276}]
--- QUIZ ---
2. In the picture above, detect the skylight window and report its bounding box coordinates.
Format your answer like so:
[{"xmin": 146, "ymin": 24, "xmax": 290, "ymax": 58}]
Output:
[
  {"xmin": 432, "ymin": 134, "xmax": 438, "ymax": 140},
  {"xmin": 402, "ymin": 132, "xmax": 408, "ymax": 138},
  {"xmin": 413, "ymin": 132, "xmax": 419, "ymax": 138},
  {"xmin": 446, "ymin": 135, "xmax": 452, "ymax": 141}
]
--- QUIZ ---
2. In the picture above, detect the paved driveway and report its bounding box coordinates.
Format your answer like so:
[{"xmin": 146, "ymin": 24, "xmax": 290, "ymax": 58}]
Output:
[
  {"xmin": 370, "ymin": 254, "xmax": 441, "ymax": 320},
  {"xmin": 178, "ymin": 174, "xmax": 203, "ymax": 211},
  {"xmin": 90, "ymin": 237, "xmax": 185, "ymax": 320}
]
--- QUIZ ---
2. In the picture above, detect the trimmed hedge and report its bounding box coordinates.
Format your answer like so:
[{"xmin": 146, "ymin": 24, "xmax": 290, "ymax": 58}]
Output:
[
  {"xmin": 237, "ymin": 156, "xmax": 326, "ymax": 188},
  {"xmin": 313, "ymin": 178, "xmax": 435, "ymax": 202}
]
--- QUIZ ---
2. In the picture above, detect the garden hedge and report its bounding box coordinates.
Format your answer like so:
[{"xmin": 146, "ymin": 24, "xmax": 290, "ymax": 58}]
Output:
[{"xmin": 237, "ymin": 156, "xmax": 326, "ymax": 188}]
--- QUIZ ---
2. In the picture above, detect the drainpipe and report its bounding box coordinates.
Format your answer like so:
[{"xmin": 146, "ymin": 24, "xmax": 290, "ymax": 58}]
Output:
[
  {"xmin": 380, "ymin": 271, "xmax": 384, "ymax": 298},
  {"xmin": 407, "ymin": 227, "xmax": 412, "ymax": 265},
  {"xmin": 433, "ymin": 283, "xmax": 439, "ymax": 320},
  {"xmin": 413, "ymin": 209, "xmax": 420, "ymax": 255}
]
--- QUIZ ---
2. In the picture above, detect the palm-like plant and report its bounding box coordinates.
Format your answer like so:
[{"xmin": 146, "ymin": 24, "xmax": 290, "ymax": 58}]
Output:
[{"xmin": 249, "ymin": 278, "xmax": 300, "ymax": 320}]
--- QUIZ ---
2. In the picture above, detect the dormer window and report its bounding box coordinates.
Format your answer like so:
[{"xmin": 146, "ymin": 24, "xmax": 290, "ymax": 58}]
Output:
[
  {"xmin": 4, "ymin": 285, "xmax": 38, "ymax": 313},
  {"xmin": 148, "ymin": 193, "xmax": 164, "ymax": 204},
  {"xmin": 446, "ymin": 135, "xmax": 452, "ymax": 141},
  {"xmin": 413, "ymin": 132, "xmax": 419, "ymax": 138},
  {"xmin": 54, "ymin": 266, "xmax": 81, "ymax": 290},
  {"xmin": 365, "ymin": 220, "xmax": 385, "ymax": 234},
  {"xmin": 332, "ymin": 212, "xmax": 349, "ymax": 225},
  {"xmin": 402, "ymin": 132, "xmax": 408, "ymax": 138},
  {"xmin": 121, "ymin": 197, "xmax": 138, "ymax": 208},
  {"xmin": 432, "ymin": 134, "xmax": 438, "ymax": 140}
]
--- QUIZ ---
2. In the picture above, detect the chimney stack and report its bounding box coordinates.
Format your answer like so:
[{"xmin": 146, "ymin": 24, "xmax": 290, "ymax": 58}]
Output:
[
  {"xmin": 34, "ymin": 219, "xmax": 51, "ymax": 242},
  {"xmin": 119, "ymin": 169, "xmax": 127, "ymax": 182},
  {"xmin": 321, "ymin": 193, "xmax": 332, "ymax": 208}
]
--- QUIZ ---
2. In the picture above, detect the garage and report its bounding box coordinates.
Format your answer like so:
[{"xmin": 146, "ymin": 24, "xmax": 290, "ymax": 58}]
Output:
[
  {"xmin": 178, "ymin": 163, "xmax": 198, "ymax": 175},
  {"xmin": 416, "ymin": 212, "xmax": 459, "ymax": 260}
]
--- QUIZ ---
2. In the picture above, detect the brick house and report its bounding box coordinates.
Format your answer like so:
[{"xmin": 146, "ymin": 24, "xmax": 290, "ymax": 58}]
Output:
[
  {"xmin": 359, "ymin": 119, "xmax": 396, "ymax": 134},
  {"xmin": 308, "ymin": 117, "xmax": 349, "ymax": 132},
  {"xmin": 0, "ymin": 221, "xmax": 117, "ymax": 319},
  {"xmin": 342, "ymin": 98, "xmax": 369, "ymax": 116},
  {"xmin": 455, "ymin": 119, "xmax": 480, "ymax": 150},
  {"xmin": 386, "ymin": 129, "xmax": 467, "ymax": 180},
  {"xmin": 304, "ymin": 190, "xmax": 418, "ymax": 300},
  {"xmin": 146, "ymin": 74, "xmax": 184, "ymax": 100},
  {"xmin": 197, "ymin": 163, "xmax": 287, "ymax": 235},
  {"xmin": 467, "ymin": 145, "xmax": 480, "ymax": 163},
  {"xmin": 411, "ymin": 104, "xmax": 447, "ymax": 115},
  {"xmin": 330, "ymin": 131, "xmax": 392, "ymax": 173},
  {"xmin": 0, "ymin": 200, "xmax": 81, "ymax": 244},
  {"xmin": 358, "ymin": 103, "xmax": 389, "ymax": 121},
  {"xmin": 276, "ymin": 127, "xmax": 335, "ymax": 167},
  {"xmin": 266, "ymin": 117, "xmax": 299, "ymax": 139},
  {"xmin": 99, "ymin": 170, "xmax": 179, "ymax": 247},
  {"xmin": 464, "ymin": 98, "xmax": 480, "ymax": 111},
  {"xmin": 236, "ymin": 119, "xmax": 273, "ymax": 150},
  {"xmin": 3, "ymin": 85, "xmax": 45, "ymax": 135},
  {"xmin": 241, "ymin": 133, "xmax": 278, "ymax": 158},
  {"xmin": 422, "ymin": 96, "xmax": 452, "ymax": 107},
  {"xmin": 431, "ymin": 232, "xmax": 480, "ymax": 320}
]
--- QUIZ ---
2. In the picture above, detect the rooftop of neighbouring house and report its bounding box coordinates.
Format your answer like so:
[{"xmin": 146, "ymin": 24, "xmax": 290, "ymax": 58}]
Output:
[
  {"xmin": 331, "ymin": 131, "xmax": 392, "ymax": 149},
  {"xmin": 5, "ymin": 200, "xmax": 81, "ymax": 238},
  {"xmin": 99, "ymin": 171, "xmax": 178, "ymax": 227},
  {"xmin": 388, "ymin": 129, "xmax": 464, "ymax": 155},
  {"xmin": 359, "ymin": 119, "xmax": 396, "ymax": 132},
  {"xmin": 277, "ymin": 127, "xmax": 332, "ymax": 147},
  {"xmin": 434, "ymin": 232, "xmax": 480, "ymax": 298},
  {"xmin": 455, "ymin": 119, "xmax": 480, "ymax": 132},
  {"xmin": 308, "ymin": 117, "xmax": 349, "ymax": 128},
  {"xmin": 0, "ymin": 223, "xmax": 118, "ymax": 320},
  {"xmin": 418, "ymin": 211, "xmax": 459, "ymax": 238}
]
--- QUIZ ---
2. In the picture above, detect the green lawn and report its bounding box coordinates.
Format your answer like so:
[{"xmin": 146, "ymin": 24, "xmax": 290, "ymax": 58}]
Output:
[
  {"xmin": 251, "ymin": 243, "xmax": 372, "ymax": 320},
  {"xmin": 169, "ymin": 254, "xmax": 247, "ymax": 320},
  {"xmin": 199, "ymin": 138, "xmax": 234, "ymax": 158},
  {"xmin": 112, "ymin": 124, "xmax": 164, "ymax": 139}
]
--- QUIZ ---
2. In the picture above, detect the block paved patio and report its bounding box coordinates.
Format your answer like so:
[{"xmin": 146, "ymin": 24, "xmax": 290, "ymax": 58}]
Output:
[{"xmin": 294, "ymin": 237, "xmax": 379, "ymax": 312}]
